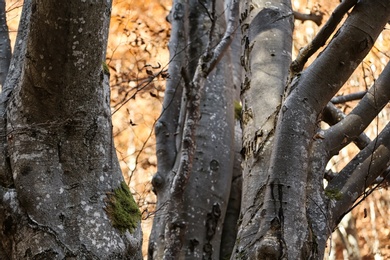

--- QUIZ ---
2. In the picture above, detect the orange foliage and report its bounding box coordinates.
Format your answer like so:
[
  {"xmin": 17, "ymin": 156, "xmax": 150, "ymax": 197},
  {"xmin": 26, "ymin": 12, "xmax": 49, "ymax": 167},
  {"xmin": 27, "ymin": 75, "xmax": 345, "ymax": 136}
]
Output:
[{"xmin": 107, "ymin": 0, "xmax": 171, "ymax": 256}]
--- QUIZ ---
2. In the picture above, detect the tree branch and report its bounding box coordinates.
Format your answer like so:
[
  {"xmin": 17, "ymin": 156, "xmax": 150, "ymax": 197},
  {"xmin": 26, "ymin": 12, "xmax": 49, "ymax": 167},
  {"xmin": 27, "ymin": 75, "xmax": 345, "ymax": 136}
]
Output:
[
  {"xmin": 293, "ymin": 0, "xmax": 390, "ymax": 113},
  {"xmin": 331, "ymin": 91, "xmax": 367, "ymax": 104},
  {"xmin": 163, "ymin": 0, "xmax": 239, "ymax": 258},
  {"xmin": 153, "ymin": 0, "xmax": 187, "ymax": 183},
  {"xmin": 322, "ymin": 102, "xmax": 371, "ymax": 150},
  {"xmin": 206, "ymin": 0, "xmax": 239, "ymax": 74},
  {"xmin": 293, "ymin": 11, "xmax": 323, "ymax": 26},
  {"xmin": 290, "ymin": 0, "xmax": 358, "ymax": 77},
  {"xmin": 323, "ymin": 61, "xmax": 390, "ymax": 155},
  {"xmin": 327, "ymin": 122, "xmax": 390, "ymax": 229},
  {"xmin": 0, "ymin": 0, "xmax": 31, "ymax": 188},
  {"xmin": 0, "ymin": 0, "xmax": 11, "ymax": 88}
]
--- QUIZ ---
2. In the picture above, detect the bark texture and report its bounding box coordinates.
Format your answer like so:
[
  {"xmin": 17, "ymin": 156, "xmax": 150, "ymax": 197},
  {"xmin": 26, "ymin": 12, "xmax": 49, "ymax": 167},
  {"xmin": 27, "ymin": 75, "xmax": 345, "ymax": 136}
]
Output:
[
  {"xmin": 150, "ymin": 0, "xmax": 239, "ymax": 259},
  {"xmin": 233, "ymin": 0, "xmax": 293, "ymax": 258},
  {"xmin": 0, "ymin": 0, "xmax": 142, "ymax": 258},
  {"xmin": 235, "ymin": 0, "xmax": 390, "ymax": 259},
  {"xmin": 0, "ymin": 0, "xmax": 10, "ymax": 88}
]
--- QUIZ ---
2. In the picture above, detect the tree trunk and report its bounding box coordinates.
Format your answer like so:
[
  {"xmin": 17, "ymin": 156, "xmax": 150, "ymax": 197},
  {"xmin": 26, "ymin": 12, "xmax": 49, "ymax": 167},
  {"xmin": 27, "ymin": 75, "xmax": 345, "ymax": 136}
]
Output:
[
  {"xmin": 234, "ymin": 0, "xmax": 390, "ymax": 259},
  {"xmin": 0, "ymin": 1, "xmax": 142, "ymax": 258},
  {"xmin": 149, "ymin": 0, "xmax": 238, "ymax": 259},
  {"xmin": 233, "ymin": 0, "xmax": 293, "ymax": 258},
  {"xmin": 0, "ymin": 0, "xmax": 10, "ymax": 88}
]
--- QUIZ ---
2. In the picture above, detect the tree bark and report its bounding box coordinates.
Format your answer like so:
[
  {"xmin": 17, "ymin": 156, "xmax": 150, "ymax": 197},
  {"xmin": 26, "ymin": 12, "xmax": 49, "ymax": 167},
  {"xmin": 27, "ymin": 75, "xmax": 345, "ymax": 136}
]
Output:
[
  {"xmin": 235, "ymin": 0, "xmax": 390, "ymax": 259},
  {"xmin": 233, "ymin": 0, "xmax": 293, "ymax": 258},
  {"xmin": 0, "ymin": 0, "xmax": 142, "ymax": 258},
  {"xmin": 150, "ymin": 0, "xmax": 238, "ymax": 259},
  {"xmin": 0, "ymin": 0, "xmax": 11, "ymax": 89}
]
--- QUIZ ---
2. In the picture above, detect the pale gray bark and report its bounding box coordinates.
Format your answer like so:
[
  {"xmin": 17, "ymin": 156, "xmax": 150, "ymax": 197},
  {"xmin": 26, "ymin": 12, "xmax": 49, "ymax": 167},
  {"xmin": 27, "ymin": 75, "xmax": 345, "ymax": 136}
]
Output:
[
  {"xmin": 232, "ymin": 0, "xmax": 293, "ymax": 258},
  {"xmin": 150, "ymin": 0, "xmax": 239, "ymax": 259},
  {"xmin": 148, "ymin": 0, "xmax": 186, "ymax": 257},
  {"xmin": 0, "ymin": 0, "xmax": 142, "ymax": 258}
]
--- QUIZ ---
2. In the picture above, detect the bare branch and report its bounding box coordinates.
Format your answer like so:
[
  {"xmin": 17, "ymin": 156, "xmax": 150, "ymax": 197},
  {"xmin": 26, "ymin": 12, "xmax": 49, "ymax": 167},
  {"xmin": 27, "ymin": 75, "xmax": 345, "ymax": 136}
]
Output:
[
  {"xmin": 169, "ymin": 0, "xmax": 239, "ymax": 202},
  {"xmin": 322, "ymin": 102, "xmax": 371, "ymax": 151},
  {"xmin": 0, "ymin": 0, "xmax": 11, "ymax": 88},
  {"xmin": 154, "ymin": 1, "xmax": 186, "ymax": 177},
  {"xmin": 323, "ymin": 61, "xmax": 390, "ymax": 155},
  {"xmin": 163, "ymin": 0, "xmax": 239, "ymax": 257},
  {"xmin": 206, "ymin": 0, "xmax": 239, "ymax": 74},
  {"xmin": 290, "ymin": 0, "xmax": 358, "ymax": 77},
  {"xmin": 0, "ymin": 0, "xmax": 31, "ymax": 188},
  {"xmin": 293, "ymin": 11, "xmax": 323, "ymax": 26},
  {"xmin": 331, "ymin": 91, "xmax": 367, "ymax": 104},
  {"xmin": 289, "ymin": 0, "xmax": 390, "ymax": 113},
  {"xmin": 327, "ymin": 122, "xmax": 390, "ymax": 228}
]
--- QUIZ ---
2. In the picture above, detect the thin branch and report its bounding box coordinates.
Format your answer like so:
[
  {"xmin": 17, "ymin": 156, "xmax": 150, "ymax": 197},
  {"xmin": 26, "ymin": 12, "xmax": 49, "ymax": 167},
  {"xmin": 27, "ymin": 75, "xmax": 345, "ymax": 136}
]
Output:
[
  {"xmin": 206, "ymin": 0, "xmax": 239, "ymax": 74},
  {"xmin": 290, "ymin": 0, "xmax": 358, "ymax": 77},
  {"xmin": 331, "ymin": 91, "xmax": 367, "ymax": 104},
  {"xmin": 327, "ymin": 123, "xmax": 390, "ymax": 228},
  {"xmin": 293, "ymin": 10, "xmax": 323, "ymax": 26}
]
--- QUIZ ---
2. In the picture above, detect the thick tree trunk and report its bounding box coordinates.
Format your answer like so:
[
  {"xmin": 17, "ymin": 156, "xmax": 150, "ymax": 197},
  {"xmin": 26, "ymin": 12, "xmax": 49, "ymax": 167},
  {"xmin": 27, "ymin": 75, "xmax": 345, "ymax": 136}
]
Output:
[
  {"xmin": 0, "ymin": 1, "xmax": 142, "ymax": 258},
  {"xmin": 233, "ymin": 0, "xmax": 390, "ymax": 259}
]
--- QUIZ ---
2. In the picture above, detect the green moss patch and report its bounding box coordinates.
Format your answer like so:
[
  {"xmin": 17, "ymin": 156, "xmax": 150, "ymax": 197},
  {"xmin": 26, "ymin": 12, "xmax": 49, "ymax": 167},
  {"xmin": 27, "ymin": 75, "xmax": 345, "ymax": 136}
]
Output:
[
  {"xmin": 325, "ymin": 188, "xmax": 342, "ymax": 201},
  {"xmin": 105, "ymin": 181, "xmax": 141, "ymax": 234},
  {"xmin": 234, "ymin": 101, "xmax": 242, "ymax": 120}
]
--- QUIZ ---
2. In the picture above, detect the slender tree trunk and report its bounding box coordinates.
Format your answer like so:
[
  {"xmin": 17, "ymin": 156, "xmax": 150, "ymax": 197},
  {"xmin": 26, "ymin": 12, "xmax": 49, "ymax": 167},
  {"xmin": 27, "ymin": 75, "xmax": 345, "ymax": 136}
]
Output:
[
  {"xmin": 0, "ymin": 0, "xmax": 10, "ymax": 88},
  {"xmin": 233, "ymin": 0, "xmax": 293, "ymax": 258},
  {"xmin": 150, "ymin": 0, "xmax": 238, "ymax": 258}
]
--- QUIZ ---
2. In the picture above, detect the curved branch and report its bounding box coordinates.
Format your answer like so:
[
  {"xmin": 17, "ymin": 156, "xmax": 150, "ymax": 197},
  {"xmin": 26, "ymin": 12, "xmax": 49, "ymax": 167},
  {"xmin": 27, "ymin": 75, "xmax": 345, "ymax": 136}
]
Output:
[
  {"xmin": 322, "ymin": 102, "xmax": 371, "ymax": 150},
  {"xmin": 206, "ymin": 0, "xmax": 239, "ymax": 74},
  {"xmin": 331, "ymin": 91, "xmax": 367, "ymax": 104},
  {"xmin": 327, "ymin": 122, "xmax": 390, "ymax": 228},
  {"xmin": 290, "ymin": 0, "xmax": 358, "ymax": 77},
  {"xmin": 154, "ymin": 1, "xmax": 186, "ymax": 180},
  {"xmin": 323, "ymin": 61, "xmax": 390, "ymax": 155}
]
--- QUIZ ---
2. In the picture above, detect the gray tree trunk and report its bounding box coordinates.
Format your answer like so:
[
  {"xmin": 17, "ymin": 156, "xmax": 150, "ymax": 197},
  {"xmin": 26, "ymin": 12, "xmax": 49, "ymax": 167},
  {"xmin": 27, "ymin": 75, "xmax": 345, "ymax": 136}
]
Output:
[
  {"xmin": 232, "ymin": 0, "xmax": 294, "ymax": 258},
  {"xmin": 0, "ymin": 1, "xmax": 142, "ymax": 258},
  {"xmin": 234, "ymin": 0, "xmax": 390, "ymax": 259},
  {"xmin": 0, "ymin": 0, "xmax": 10, "ymax": 89},
  {"xmin": 149, "ymin": 0, "xmax": 239, "ymax": 259},
  {"xmin": 151, "ymin": 0, "xmax": 390, "ymax": 259}
]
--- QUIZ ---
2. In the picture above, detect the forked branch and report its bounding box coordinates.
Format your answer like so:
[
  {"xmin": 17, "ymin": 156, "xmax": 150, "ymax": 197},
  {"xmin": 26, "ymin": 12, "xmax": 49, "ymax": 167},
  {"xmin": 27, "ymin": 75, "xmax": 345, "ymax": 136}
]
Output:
[
  {"xmin": 323, "ymin": 61, "xmax": 390, "ymax": 155},
  {"xmin": 290, "ymin": 0, "xmax": 358, "ymax": 77},
  {"xmin": 293, "ymin": 10, "xmax": 323, "ymax": 26},
  {"xmin": 327, "ymin": 122, "xmax": 390, "ymax": 228}
]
